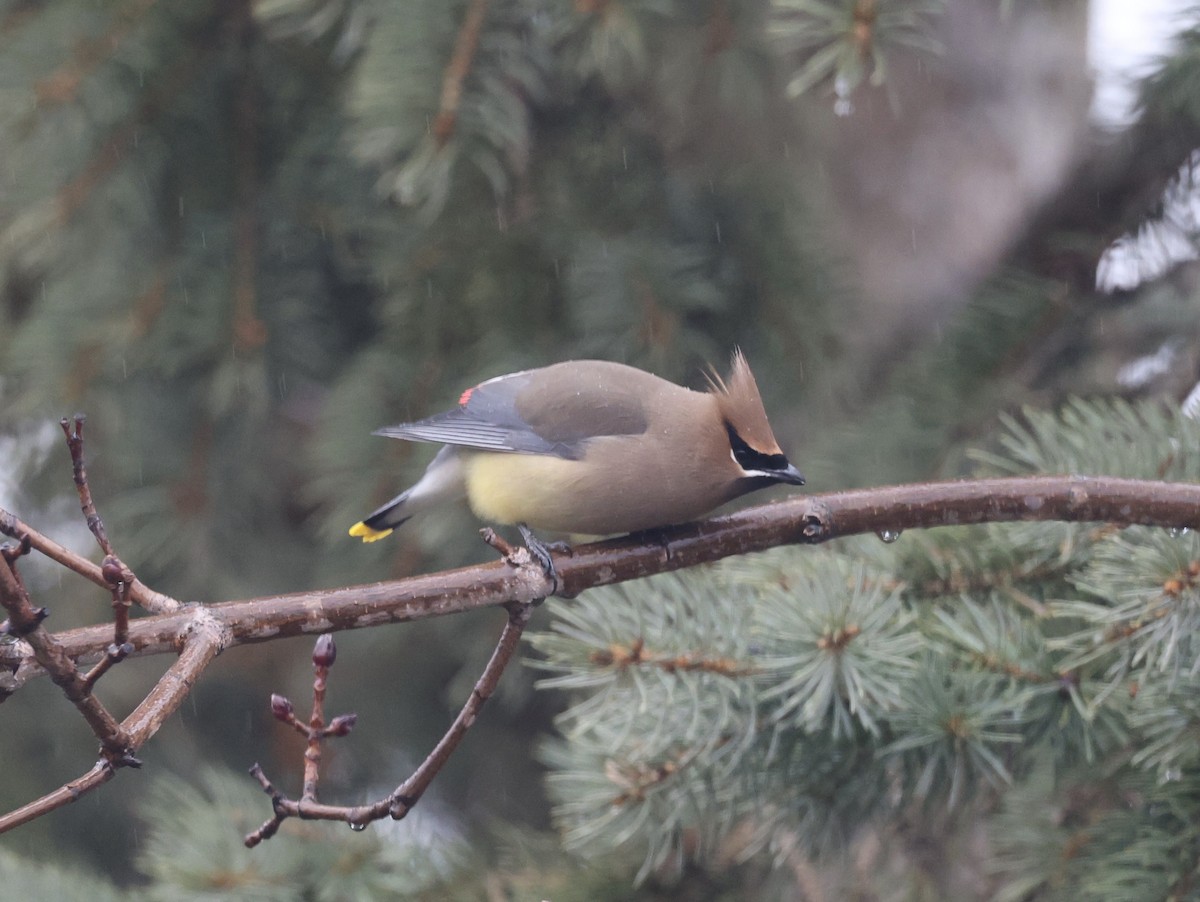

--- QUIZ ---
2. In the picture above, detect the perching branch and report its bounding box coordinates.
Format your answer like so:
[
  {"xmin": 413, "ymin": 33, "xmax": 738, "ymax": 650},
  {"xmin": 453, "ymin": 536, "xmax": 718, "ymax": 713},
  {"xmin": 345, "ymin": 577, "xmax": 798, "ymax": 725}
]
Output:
[
  {"xmin": 3, "ymin": 416, "xmax": 1200, "ymax": 837},
  {"xmin": 4, "ymin": 475, "xmax": 1200, "ymax": 681}
]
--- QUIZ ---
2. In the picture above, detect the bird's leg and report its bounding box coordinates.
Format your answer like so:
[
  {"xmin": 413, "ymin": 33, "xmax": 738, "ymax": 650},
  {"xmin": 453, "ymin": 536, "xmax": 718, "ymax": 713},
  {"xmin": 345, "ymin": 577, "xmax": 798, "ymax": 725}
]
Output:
[{"xmin": 517, "ymin": 523, "xmax": 568, "ymax": 595}]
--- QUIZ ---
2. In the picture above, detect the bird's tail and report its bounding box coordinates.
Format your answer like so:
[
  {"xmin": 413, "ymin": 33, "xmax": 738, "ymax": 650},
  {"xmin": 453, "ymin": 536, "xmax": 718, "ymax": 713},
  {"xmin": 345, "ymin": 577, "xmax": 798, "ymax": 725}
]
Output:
[
  {"xmin": 348, "ymin": 490, "xmax": 413, "ymax": 543},
  {"xmin": 349, "ymin": 445, "xmax": 466, "ymax": 543}
]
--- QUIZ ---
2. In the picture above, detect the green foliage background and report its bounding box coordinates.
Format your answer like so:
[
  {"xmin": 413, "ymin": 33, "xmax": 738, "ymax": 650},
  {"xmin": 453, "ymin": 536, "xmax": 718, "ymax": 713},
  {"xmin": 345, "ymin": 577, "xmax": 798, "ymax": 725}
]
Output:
[{"xmin": 2, "ymin": 0, "xmax": 1200, "ymax": 897}]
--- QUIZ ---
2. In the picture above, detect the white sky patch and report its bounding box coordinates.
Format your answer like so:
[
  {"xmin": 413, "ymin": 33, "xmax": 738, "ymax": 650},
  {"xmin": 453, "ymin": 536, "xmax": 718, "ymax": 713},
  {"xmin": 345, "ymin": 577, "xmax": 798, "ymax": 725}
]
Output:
[
  {"xmin": 1096, "ymin": 151, "xmax": 1200, "ymax": 292},
  {"xmin": 0, "ymin": 419, "xmax": 60, "ymax": 513},
  {"xmin": 1182, "ymin": 380, "xmax": 1200, "ymax": 418},
  {"xmin": 1089, "ymin": 0, "xmax": 1199, "ymax": 129},
  {"xmin": 1116, "ymin": 338, "xmax": 1185, "ymax": 389},
  {"xmin": 1090, "ymin": 2, "xmax": 1200, "ymax": 291}
]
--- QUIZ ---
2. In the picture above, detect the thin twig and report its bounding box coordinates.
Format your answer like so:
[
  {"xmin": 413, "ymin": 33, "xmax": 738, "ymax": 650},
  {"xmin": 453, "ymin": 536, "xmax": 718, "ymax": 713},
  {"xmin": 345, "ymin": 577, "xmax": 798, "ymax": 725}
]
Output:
[
  {"xmin": 0, "ymin": 554, "xmax": 133, "ymax": 761},
  {"xmin": 0, "ymin": 509, "xmax": 179, "ymax": 613},
  {"xmin": 245, "ymin": 601, "xmax": 533, "ymax": 842},
  {"xmin": 382, "ymin": 600, "xmax": 533, "ymax": 821},
  {"xmin": 61, "ymin": 416, "xmax": 114, "ymax": 556},
  {"xmin": 80, "ymin": 644, "xmax": 133, "ymax": 692},
  {"xmin": 0, "ymin": 761, "xmax": 115, "ymax": 834},
  {"xmin": 0, "ymin": 618, "xmax": 226, "ymax": 833},
  {"xmin": 244, "ymin": 635, "xmax": 359, "ymax": 845},
  {"xmin": 304, "ymin": 635, "xmax": 340, "ymax": 802},
  {"xmin": 58, "ymin": 416, "xmax": 148, "ymax": 667},
  {"xmin": 244, "ymin": 764, "xmax": 286, "ymax": 844}
]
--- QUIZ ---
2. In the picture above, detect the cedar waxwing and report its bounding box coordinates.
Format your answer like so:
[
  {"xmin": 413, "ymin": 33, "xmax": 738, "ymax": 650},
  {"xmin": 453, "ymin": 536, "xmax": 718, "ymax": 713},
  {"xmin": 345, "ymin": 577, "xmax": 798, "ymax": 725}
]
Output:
[{"xmin": 349, "ymin": 351, "xmax": 804, "ymax": 548}]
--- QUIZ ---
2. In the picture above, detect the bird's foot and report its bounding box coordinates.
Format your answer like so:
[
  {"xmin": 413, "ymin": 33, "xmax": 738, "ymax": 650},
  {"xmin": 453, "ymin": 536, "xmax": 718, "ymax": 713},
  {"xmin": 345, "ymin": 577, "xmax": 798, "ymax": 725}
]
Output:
[
  {"xmin": 518, "ymin": 523, "xmax": 569, "ymax": 597},
  {"xmin": 479, "ymin": 525, "xmax": 568, "ymax": 599}
]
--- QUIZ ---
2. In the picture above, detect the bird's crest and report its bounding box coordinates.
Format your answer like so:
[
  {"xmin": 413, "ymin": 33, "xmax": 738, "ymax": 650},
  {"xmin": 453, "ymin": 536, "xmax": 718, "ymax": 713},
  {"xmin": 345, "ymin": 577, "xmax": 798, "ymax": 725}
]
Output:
[{"xmin": 707, "ymin": 349, "xmax": 783, "ymax": 455}]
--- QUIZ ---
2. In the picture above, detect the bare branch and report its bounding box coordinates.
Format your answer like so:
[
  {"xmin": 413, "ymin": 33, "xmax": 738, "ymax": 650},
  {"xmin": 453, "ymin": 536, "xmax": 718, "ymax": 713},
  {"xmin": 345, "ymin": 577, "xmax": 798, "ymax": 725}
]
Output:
[
  {"xmin": 0, "ymin": 762, "xmax": 115, "ymax": 834},
  {"xmin": 0, "ymin": 552, "xmax": 133, "ymax": 761},
  {"xmin": 245, "ymin": 632, "xmax": 362, "ymax": 844},
  {"xmin": 0, "ymin": 617, "xmax": 226, "ymax": 833},
  {"xmin": 61, "ymin": 416, "xmax": 114, "ymax": 557},
  {"xmin": 4, "ymin": 475, "xmax": 1199, "ymax": 680},
  {"xmin": 120, "ymin": 614, "xmax": 226, "ymax": 747},
  {"xmin": 245, "ymin": 601, "xmax": 533, "ymax": 843},
  {"xmin": 3, "ymin": 465, "xmax": 1200, "ymax": 835},
  {"xmin": 54, "ymin": 415, "xmax": 179, "ymax": 623},
  {"xmin": 379, "ymin": 599, "xmax": 532, "ymax": 822},
  {"xmin": 0, "ymin": 507, "xmax": 180, "ymax": 614}
]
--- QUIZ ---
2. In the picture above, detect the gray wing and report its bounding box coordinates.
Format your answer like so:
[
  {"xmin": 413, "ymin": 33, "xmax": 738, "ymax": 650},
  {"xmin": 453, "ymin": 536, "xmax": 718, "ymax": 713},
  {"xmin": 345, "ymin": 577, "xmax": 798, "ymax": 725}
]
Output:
[{"xmin": 374, "ymin": 362, "xmax": 652, "ymax": 460}]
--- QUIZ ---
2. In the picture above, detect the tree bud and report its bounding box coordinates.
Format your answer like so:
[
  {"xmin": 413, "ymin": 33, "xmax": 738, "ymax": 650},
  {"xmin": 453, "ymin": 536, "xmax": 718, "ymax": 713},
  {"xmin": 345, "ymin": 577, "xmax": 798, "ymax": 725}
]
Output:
[
  {"xmin": 270, "ymin": 694, "xmax": 294, "ymax": 721},
  {"xmin": 313, "ymin": 633, "xmax": 336, "ymax": 667}
]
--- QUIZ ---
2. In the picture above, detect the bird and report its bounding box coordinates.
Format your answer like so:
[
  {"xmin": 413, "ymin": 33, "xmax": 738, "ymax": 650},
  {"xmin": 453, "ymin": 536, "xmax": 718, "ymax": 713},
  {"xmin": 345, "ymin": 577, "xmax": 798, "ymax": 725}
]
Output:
[{"xmin": 348, "ymin": 351, "xmax": 805, "ymax": 571}]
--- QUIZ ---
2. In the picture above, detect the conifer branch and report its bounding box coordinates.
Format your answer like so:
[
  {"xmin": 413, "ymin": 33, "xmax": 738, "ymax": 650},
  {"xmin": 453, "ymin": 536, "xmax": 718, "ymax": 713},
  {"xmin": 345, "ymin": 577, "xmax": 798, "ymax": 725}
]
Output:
[
  {"xmin": 606, "ymin": 738, "xmax": 724, "ymax": 807},
  {"xmin": 590, "ymin": 638, "xmax": 760, "ymax": 677},
  {"xmin": 231, "ymin": 0, "xmax": 267, "ymax": 352},
  {"xmin": 55, "ymin": 47, "xmax": 207, "ymax": 225},
  {"xmin": 431, "ymin": 0, "xmax": 491, "ymax": 146},
  {"xmin": 34, "ymin": 0, "xmax": 160, "ymax": 106},
  {"xmin": 907, "ymin": 556, "xmax": 1064, "ymax": 601},
  {"xmin": 965, "ymin": 650, "xmax": 1056, "ymax": 685}
]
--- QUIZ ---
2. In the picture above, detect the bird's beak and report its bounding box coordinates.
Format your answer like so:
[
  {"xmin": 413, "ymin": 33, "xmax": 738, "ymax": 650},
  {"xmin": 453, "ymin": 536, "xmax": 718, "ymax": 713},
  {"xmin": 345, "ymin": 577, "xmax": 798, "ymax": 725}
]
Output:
[{"xmin": 773, "ymin": 462, "xmax": 806, "ymax": 486}]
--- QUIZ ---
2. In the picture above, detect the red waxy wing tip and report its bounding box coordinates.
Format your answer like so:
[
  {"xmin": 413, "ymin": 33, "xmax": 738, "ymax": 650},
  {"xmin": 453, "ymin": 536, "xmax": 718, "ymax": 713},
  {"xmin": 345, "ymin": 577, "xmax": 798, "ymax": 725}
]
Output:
[{"xmin": 458, "ymin": 386, "xmax": 475, "ymax": 406}]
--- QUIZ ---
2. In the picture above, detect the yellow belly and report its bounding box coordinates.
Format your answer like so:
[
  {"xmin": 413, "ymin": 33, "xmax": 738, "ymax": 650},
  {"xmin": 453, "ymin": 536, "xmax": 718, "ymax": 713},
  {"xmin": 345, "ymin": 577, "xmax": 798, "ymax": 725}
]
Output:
[
  {"xmin": 464, "ymin": 452, "xmax": 587, "ymax": 530},
  {"xmin": 462, "ymin": 446, "xmax": 731, "ymax": 536}
]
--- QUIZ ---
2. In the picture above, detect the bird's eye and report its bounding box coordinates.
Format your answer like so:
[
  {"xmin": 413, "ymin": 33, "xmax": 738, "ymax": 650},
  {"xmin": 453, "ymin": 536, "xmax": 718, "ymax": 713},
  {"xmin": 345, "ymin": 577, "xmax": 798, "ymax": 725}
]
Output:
[{"xmin": 725, "ymin": 423, "xmax": 789, "ymax": 473}]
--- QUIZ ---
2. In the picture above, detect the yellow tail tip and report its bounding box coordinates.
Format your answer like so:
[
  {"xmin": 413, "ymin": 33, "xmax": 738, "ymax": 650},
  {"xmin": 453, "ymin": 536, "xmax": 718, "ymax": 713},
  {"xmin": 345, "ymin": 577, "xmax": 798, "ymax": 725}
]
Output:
[{"xmin": 349, "ymin": 522, "xmax": 393, "ymax": 543}]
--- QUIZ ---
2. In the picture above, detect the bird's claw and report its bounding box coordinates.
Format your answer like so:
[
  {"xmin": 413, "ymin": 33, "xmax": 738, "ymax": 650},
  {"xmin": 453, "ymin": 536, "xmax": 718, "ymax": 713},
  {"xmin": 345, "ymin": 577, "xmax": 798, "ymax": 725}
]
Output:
[{"xmin": 517, "ymin": 524, "xmax": 565, "ymax": 597}]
